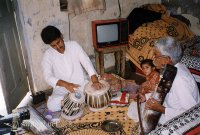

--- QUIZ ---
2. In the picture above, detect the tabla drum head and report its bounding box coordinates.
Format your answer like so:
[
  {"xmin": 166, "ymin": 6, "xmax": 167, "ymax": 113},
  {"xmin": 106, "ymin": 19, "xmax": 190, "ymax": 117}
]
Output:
[{"xmin": 84, "ymin": 80, "xmax": 110, "ymax": 95}]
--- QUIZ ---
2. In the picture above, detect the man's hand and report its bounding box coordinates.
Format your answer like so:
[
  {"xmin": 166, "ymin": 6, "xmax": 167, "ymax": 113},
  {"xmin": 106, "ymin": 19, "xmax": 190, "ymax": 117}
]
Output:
[
  {"xmin": 145, "ymin": 98, "xmax": 165, "ymax": 113},
  {"xmin": 91, "ymin": 74, "xmax": 103, "ymax": 90},
  {"xmin": 64, "ymin": 82, "xmax": 80, "ymax": 92},
  {"xmin": 92, "ymin": 81, "xmax": 104, "ymax": 90},
  {"xmin": 56, "ymin": 80, "xmax": 80, "ymax": 93}
]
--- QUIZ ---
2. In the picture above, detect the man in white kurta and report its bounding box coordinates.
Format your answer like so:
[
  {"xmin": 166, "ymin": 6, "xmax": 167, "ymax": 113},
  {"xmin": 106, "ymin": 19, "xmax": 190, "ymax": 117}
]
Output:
[
  {"xmin": 41, "ymin": 25, "xmax": 102, "ymax": 112},
  {"xmin": 128, "ymin": 62, "xmax": 200, "ymax": 124},
  {"xmin": 158, "ymin": 62, "xmax": 200, "ymax": 124},
  {"xmin": 42, "ymin": 41, "xmax": 98, "ymax": 112},
  {"xmin": 145, "ymin": 37, "xmax": 200, "ymax": 126},
  {"xmin": 128, "ymin": 37, "xmax": 200, "ymax": 131}
]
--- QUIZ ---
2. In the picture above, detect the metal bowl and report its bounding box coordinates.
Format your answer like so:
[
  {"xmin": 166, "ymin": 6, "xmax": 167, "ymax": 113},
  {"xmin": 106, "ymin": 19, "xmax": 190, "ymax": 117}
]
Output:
[{"xmin": 101, "ymin": 120, "xmax": 122, "ymax": 132}]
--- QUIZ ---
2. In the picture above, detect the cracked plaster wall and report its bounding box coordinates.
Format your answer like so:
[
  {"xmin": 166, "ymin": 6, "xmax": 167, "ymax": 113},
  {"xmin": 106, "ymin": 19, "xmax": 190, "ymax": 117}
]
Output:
[{"xmin": 18, "ymin": 0, "xmax": 166, "ymax": 91}]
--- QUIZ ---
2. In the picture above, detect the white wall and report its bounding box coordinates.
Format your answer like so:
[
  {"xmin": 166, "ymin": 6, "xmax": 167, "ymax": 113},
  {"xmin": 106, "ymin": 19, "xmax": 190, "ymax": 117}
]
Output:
[
  {"xmin": 17, "ymin": 0, "xmax": 69, "ymax": 91},
  {"xmin": 182, "ymin": 14, "xmax": 200, "ymax": 36},
  {"xmin": 17, "ymin": 0, "xmax": 164, "ymax": 92}
]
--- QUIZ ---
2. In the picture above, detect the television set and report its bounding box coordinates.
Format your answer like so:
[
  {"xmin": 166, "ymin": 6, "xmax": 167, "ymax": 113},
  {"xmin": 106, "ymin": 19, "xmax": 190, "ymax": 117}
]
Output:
[{"xmin": 92, "ymin": 18, "xmax": 129, "ymax": 50}]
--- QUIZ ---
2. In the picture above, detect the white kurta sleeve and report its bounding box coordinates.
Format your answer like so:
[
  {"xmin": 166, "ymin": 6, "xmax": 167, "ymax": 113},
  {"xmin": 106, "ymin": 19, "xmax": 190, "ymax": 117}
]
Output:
[
  {"xmin": 74, "ymin": 42, "xmax": 97, "ymax": 77},
  {"xmin": 164, "ymin": 75, "xmax": 199, "ymax": 118},
  {"xmin": 41, "ymin": 52, "xmax": 59, "ymax": 88}
]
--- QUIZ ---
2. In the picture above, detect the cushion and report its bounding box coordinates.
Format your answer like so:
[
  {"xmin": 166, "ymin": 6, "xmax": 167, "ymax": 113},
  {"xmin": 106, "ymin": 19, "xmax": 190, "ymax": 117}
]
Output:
[
  {"xmin": 180, "ymin": 35, "xmax": 200, "ymax": 49},
  {"xmin": 127, "ymin": 7, "xmax": 162, "ymax": 34},
  {"xmin": 181, "ymin": 52, "xmax": 200, "ymax": 74},
  {"xmin": 181, "ymin": 42, "xmax": 200, "ymax": 77},
  {"xmin": 149, "ymin": 103, "xmax": 200, "ymax": 135}
]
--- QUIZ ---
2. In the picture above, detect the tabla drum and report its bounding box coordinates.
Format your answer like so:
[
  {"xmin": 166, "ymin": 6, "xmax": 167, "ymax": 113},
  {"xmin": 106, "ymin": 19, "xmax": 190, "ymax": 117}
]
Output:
[
  {"xmin": 61, "ymin": 90, "xmax": 85, "ymax": 120},
  {"xmin": 84, "ymin": 80, "xmax": 111, "ymax": 112}
]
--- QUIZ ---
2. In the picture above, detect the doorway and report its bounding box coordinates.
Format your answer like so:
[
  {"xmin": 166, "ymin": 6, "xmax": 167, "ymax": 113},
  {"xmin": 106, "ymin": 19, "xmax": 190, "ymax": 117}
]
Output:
[{"xmin": 0, "ymin": 0, "xmax": 30, "ymax": 114}]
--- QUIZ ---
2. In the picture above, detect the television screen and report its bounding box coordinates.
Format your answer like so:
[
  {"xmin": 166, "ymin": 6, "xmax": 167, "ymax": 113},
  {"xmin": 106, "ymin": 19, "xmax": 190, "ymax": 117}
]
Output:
[
  {"xmin": 92, "ymin": 18, "xmax": 128, "ymax": 49},
  {"xmin": 96, "ymin": 24, "xmax": 118, "ymax": 43}
]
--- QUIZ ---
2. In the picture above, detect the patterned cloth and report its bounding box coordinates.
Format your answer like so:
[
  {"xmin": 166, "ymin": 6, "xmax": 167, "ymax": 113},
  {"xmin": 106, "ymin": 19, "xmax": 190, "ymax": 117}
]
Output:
[
  {"xmin": 100, "ymin": 73, "xmax": 139, "ymax": 99},
  {"xmin": 180, "ymin": 36, "xmax": 200, "ymax": 82},
  {"xmin": 140, "ymin": 70, "xmax": 160, "ymax": 95},
  {"xmin": 67, "ymin": 0, "xmax": 106, "ymax": 15},
  {"xmin": 126, "ymin": 4, "xmax": 194, "ymax": 70},
  {"xmin": 56, "ymin": 106, "xmax": 137, "ymax": 135},
  {"xmin": 149, "ymin": 103, "xmax": 200, "ymax": 135},
  {"xmin": 180, "ymin": 42, "xmax": 200, "ymax": 75},
  {"xmin": 181, "ymin": 50, "xmax": 200, "ymax": 72}
]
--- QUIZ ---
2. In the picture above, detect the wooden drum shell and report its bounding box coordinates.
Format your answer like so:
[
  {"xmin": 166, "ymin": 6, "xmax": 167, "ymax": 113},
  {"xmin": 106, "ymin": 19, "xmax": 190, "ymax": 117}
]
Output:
[{"xmin": 85, "ymin": 80, "xmax": 112, "ymax": 111}]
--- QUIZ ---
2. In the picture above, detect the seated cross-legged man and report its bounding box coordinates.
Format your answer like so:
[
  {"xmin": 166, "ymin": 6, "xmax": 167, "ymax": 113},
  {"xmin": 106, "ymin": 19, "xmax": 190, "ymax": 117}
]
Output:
[
  {"xmin": 147, "ymin": 36, "xmax": 200, "ymax": 125},
  {"xmin": 41, "ymin": 25, "xmax": 103, "ymax": 112},
  {"xmin": 128, "ymin": 36, "xmax": 200, "ymax": 131}
]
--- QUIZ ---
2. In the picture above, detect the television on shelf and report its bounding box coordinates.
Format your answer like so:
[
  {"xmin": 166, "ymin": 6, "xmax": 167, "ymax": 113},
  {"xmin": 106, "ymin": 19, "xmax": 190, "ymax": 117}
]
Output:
[{"xmin": 92, "ymin": 18, "xmax": 129, "ymax": 50}]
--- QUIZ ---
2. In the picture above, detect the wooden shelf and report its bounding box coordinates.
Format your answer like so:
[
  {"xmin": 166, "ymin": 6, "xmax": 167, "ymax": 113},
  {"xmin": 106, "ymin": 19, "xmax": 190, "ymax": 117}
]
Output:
[{"xmin": 95, "ymin": 45, "xmax": 127, "ymax": 77}]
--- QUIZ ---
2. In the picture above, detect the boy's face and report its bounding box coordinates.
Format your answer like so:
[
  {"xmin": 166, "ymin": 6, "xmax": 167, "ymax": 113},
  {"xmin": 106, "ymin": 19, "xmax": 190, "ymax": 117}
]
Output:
[
  {"xmin": 141, "ymin": 63, "xmax": 154, "ymax": 76},
  {"xmin": 50, "ymin": 37, "xmax": 65, "ymax": 54}
]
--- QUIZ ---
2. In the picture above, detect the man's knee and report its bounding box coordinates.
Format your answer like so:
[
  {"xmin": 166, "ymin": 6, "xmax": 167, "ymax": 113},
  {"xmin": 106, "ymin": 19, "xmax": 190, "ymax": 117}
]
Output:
[{"xmin": 47, "ymin": 96, "xmax": 63, "ymax": 112}]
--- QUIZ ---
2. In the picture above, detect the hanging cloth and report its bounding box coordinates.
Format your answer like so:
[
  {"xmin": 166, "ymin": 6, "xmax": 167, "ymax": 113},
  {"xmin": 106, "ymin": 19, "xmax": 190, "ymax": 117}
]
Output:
[{"xmin": 67, "ymin": 0, "xmax": 106, "ymax": 15}]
